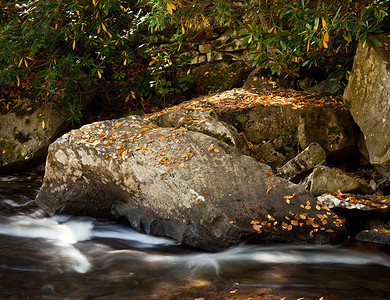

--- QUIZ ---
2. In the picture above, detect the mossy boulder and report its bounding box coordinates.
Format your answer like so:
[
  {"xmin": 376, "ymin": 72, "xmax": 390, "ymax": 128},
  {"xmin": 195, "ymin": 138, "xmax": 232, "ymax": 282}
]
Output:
[
  {"xmin": 217, "ymin": 103, "xmax": 356, "ymax": 162},
  {"xmin": 0, "ymin": 106, "xmax": 70, "ymax": 171}
]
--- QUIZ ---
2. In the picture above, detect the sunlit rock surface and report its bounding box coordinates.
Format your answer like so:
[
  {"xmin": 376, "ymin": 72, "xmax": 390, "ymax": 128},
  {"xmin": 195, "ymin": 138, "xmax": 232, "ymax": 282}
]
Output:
[
  {"xmin": 35, "ymin": 116, "xmax": 347, "ymax": 251},
  {"xmin": 344, "ymin": 34, "xmax": 390, "ymax": 165}
]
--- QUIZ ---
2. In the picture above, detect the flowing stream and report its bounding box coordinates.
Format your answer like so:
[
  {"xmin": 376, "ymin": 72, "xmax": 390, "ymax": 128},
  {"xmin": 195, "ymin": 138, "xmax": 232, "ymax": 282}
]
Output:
[{"xmin": 1, "ymin": 173, "xmax": 390, "ymax": 299}]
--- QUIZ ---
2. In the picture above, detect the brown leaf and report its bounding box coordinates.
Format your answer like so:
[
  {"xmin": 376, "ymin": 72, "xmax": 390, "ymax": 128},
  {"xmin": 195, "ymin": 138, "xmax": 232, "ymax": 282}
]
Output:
[
  {"xmin": 208, "ymin": 144, "xmax": 215, "ymax": 152},
  {"xmin": 266, "ymin": 186, "xmax": 272, "ymax": 194},
  {"xmin": 252, "ymin": 224, "xmax": 262, "ymax": 233}
]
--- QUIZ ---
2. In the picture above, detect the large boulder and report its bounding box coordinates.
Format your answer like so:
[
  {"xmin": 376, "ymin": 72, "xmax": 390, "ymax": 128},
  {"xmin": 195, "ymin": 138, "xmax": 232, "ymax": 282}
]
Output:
[
  {"xmin": 0, "ymin": 86, "xmax": 95, "ymax": 172},
  {"xmin": 308, "ymin": 165, "xmax": 372, "ymax": 197},
  {"xmin": 35, "ymin": 116, "xmax": 347, "ymax": 251},
  {"xmin": 343, "ymin": 34, "xmax": 390, "ymax": 165},
  {"xmin": 218, "ymin": 97, "xmax": 357, "ymax": 160},
  {"xmin": 0, "ymin": 106, "xmax": 70, "ymax": 171}
]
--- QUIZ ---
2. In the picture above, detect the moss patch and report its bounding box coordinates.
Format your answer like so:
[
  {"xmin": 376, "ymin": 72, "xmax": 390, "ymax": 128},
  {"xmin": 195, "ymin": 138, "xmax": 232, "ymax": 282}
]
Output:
[{"xmin": 0, "ymin": 139, "xmax": 23, "ymax": 166}]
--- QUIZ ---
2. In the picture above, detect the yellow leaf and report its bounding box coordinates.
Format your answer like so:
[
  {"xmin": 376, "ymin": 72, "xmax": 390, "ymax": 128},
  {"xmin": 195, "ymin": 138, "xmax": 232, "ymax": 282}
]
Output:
[
  {"xmin": 201, "ymin": 14, "xmax": 208, "ymax": 25},
  {"xmin": 167, "ymin": 2, "xmax": 173, "ymax": 15},
  {"xmin": 324, "ymin": 31, "xmax": 329, "ymax": 43},
  {"xmin": 97, "ymin": 70, "xmax": 101, "ymax": 78},
  {"xmin": 75, "ymin": 9, "xmax": 79, "ymax": 15},
  {"xmin": 97, "ymin": 25, "xmax": 101, "ymax": 34},
  {"xmin": 72, "ymin": 39, "xmax": 76, "ymax": 50},
  {"xmin": 307, "ymin": 39, "xmax": 310, "ymax": 52},
  {"xmin": 149, "ymin": 57, "xmax": 158, "ymax": 66},
  {"xmin": 101, "ymin": 22, "xmax": 108, "ymax": 33},
  {"xmin": 17, "ymin": 76, "xmax": 20, "ymax": 87},
  {"xmin": 92, "ymin": 0, "xmax": 96, "ymax": 6},
  {"xmin": 322, "ymin": 17, "xmax": 326, "ymax": 28},
  {"xmin": 323, "ymin": 31, "xmax": 329, "ymax": 48},
  {"xmin": 125, "ymin": 95, "xmax": 130, "ymax": 103},
  {"xmin": 24, "ymin": 58, "xmax": 28, "ymax": 68},
  {"xmin": 131, "ymin": 91, "xmax": 136, "ymax": 99},
  {"xmin": 181, "ymin": 24, "xmax": 185, "ymax": 34},
  {"xmin": 230, "ymin": 289, "xmax": 237, "ymax": 294},
  {"xmin": 268, "ymin": 26, "xmax": 274, "ymax": 33},
  {"xmin": 18, "ymin": 58, "xmax": 23, "ymax": 67},
  {"xmin": 362, "ymin": 39, "xmax": 366, "ymax": 48},
  {"xmin": 42, "ymin": 120, "xmax": 45, "ymax": 129},
  {"xmin": 123, "ymin": 58, "xmax": 127, "ymax": 66},
  {"xmin": 2, "ymin": 150, "xmax": 5, "ymax": 155},
  {"xmin": 55, "ymin": 23, "xmax": 58, "ymax": 29}
]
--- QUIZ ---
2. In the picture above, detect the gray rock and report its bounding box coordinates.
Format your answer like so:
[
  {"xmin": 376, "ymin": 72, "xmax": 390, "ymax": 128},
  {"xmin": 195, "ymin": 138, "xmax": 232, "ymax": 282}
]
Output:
[
  {"xmin": 317, "ymin": 194, "xmax": 375, "ymax": 210},
  {"xmin": 218, "ymin": 101, "xmax": 356, "ymax": 160},
  {"xmin": 310, "ymin": 165, "xmax": 369, "ymax": 196},
  {"xmin": 253, "ymin": 142, "xmax": 286, "ymax": 168},
  {"xmin": 277, "ymin": 142, "xmax": 326, "ymax": 181},
  {"xmin": 35, "ymin": 116, "xmax": 347, "ymax": 251},
  {"xmin": 0, "ymin": 106, "xmax": 69, "ymax": 171},
  {"xmin": 199, "ymin": 44, "xmax": 213, "ymax": 54},
  {"xmin": 355, "ymin": 230, "xmax": 390, "ymax": 246},
  {"xmin": 148, "ymin": 109, "xmax": 248, "ymax": 154},
  {"xmin": 305, "ymin": 79, "xmax": 340, "ymax": 94},
  {"xmin": 343, "ymin": 34, "xmax": 390, "ymax": 165},
  {"xmin": 0, "ymin": 83, "xmax": 95, "ymax": 171}
]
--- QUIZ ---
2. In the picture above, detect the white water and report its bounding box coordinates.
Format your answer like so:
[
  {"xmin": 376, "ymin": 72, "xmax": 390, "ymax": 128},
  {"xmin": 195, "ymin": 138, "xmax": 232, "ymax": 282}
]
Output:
[
  {"xmin": 2, "ymin": 174, "xmax": 390, "ymax": 299},
  {"xmin": 0, "ymin": 215, "xmax": 177, "ymax": 273},
  {"xmin": 2, "ymin": 214, "xmax": 390, "ymax": 276}
]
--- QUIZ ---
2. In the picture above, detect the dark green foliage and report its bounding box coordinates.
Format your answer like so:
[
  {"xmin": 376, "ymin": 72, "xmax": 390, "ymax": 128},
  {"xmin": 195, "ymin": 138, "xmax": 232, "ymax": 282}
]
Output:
[{"xmin": 0, "ymin": 0, "xmax": 388, "ymax": 122}]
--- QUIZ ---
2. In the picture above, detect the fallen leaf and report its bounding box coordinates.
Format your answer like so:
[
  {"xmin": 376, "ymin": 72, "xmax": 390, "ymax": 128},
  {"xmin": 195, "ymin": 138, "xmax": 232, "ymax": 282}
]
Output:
[
  {"xmin": 253, "ymin": 224, "xmax": 262, "ymax": 233},
  {"xmin": 266, "ymin": 186, "xmax": 272, "ymax": 194},
  {"xmin": 208, "ymin": 144, "xmax": 215, "ymax": 152}
]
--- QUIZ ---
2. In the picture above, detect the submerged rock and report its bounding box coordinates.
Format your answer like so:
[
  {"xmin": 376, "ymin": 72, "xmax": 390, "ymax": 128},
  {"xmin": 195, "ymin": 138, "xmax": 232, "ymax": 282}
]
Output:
[{"xmin": 35, "ymin": 116, "xmax": 347, "ymax": 251}]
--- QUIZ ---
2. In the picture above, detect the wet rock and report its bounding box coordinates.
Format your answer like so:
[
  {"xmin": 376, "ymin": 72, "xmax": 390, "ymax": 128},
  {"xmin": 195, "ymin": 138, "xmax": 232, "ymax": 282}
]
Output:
[
  {"xmin": 355, "ymin": 229, "xmax": 390, "ymax": 246},
  {"xmin": 35, "ymin": 116, "xmax": 347, "ymax": 251},
  {"xmin": 277, "ymin": 142, "xmax": 326, "ymax": 181},
  {"xmin": 309, "ymin": 165, "xmax": 371, "ymax": 196},
  {"xmin": 343, "ymin": 34, "xmax": 390, "ymax": 166}
]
